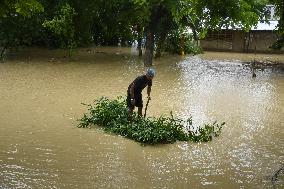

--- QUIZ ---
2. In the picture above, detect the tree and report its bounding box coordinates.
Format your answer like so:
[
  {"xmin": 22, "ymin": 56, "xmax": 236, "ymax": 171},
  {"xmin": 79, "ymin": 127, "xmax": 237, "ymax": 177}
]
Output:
[
  {"xmin": 269, "ymin": 0, "xmax": 284, "ymax": 49},
  {"xmin": 133, "ymin": 0, "xmax": 268, "ymax": 66},
  {"xmin": 0, "ymin": 0, "xmax": 271, "ymax": 63},
  {"xmin": 133, "ymin": 0, "xmax": 179, "ymax": 66},
  {"xmin": 43, "ymin": 3, "xmax": 77, "ymax": 58},
  {"xmin": 0, "ymin": 0, "xmax": 43, "ymax": 18},
  {"xmin": 0, "ymin": 0, "xmax": 43, "ymax": 60}
]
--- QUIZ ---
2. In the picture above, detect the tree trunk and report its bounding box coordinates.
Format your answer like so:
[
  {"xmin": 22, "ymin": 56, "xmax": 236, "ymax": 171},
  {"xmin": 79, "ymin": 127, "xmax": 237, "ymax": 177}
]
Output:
[
  {"xmin": 155, "ymin": 31, "xmax": 167, "ymax": 58},
  {"xmin": 144, "ymin": 6, "xmax": 162, "ymax": 66},
  {"xmin": 137, "ymin": 26, "xmax": 143, "ymax": 57},
  {"xmin": 180, "ymin": 34, "xmax": 185, "ymax": 56},
  {"xmin": 144, "ymin": 29, "xmax": 154, "ymax": 67},
  {"xmin": 0, "ymin": 44, "xmax": 7, "ymax": 62},
  {"xmin": 155, "ymin": 39, "xmax": 162, "ymax": 58},
  {"xmin": 137, "ymin": 37, "xmax": 143, "ymax": 56},
  {"xmin": 281, "ymin": 1, "xmax": 284, "ymax": 31},
  {"xmin": 0, "ymin": 48, "xmax": 5, "ymax": 60},
  {"xmin": 192, "ymin": 28, "xmax": 198, "ymax": 42},
  {"xmin": 281, "ymin": 1, "xmax": 284, "ymax": 39}
]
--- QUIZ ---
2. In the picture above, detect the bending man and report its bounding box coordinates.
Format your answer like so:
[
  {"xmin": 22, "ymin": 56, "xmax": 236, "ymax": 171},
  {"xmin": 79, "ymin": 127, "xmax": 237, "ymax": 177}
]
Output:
[{"xmin": 127, "ymin": 68, "xmax": 156, "ymax": 120}]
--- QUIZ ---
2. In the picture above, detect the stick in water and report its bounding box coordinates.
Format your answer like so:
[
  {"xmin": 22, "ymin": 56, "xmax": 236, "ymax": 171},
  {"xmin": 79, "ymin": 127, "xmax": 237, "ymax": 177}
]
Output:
[{"xmin": 144, "ymin": 97, "xmax": 150, "ymax": 118}]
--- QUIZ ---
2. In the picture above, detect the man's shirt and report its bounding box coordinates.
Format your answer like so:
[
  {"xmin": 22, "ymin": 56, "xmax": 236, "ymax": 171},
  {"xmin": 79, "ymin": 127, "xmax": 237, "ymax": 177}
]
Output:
[{"xmin": 128, "ymin": 75, "xmax": 152, "ymax": 94}]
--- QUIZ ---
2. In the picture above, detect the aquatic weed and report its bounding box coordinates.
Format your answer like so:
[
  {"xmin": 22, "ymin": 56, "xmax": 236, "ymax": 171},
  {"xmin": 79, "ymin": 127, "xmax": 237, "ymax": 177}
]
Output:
[{"xmin": 77, "ymin": 96, "xmax": 225, "ymax": 144}]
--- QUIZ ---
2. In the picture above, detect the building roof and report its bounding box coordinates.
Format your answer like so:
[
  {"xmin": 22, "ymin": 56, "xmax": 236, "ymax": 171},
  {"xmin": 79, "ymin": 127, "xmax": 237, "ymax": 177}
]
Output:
[{"xmin": 219, "ymin": 20, "xmax": 279, "ymax": 31}]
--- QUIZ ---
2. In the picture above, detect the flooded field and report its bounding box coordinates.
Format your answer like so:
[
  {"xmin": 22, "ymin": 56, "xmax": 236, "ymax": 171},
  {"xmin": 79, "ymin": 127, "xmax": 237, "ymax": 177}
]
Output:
[{"xmin": 0, "ymin": 47, "xmax": 283, "ymax": 188}]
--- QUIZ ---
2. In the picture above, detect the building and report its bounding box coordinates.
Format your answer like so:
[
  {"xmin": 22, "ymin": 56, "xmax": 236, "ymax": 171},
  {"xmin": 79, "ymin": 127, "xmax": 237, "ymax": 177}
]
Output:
[{"xmin": 200, "ymin": 6, "xmax": 283, "ymax": 53}]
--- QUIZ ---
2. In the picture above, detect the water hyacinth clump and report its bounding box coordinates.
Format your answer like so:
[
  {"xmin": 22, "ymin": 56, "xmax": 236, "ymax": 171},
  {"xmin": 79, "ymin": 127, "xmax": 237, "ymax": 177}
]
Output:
[{"xmin": 78, "ymin": 96, "xmax": 225, "ymax": 144}]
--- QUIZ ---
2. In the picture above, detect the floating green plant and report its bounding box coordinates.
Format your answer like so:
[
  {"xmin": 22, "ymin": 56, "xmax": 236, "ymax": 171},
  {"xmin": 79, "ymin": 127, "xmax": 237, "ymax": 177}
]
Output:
[{"xmin": 78, "ymin": 96, "xmax": 225, "ymax": 144}]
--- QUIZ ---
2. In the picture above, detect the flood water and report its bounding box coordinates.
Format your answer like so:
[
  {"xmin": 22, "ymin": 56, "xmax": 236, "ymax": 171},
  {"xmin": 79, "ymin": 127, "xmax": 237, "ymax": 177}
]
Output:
[{"xmin": 0, "ymin": 47, "xmax": 283, "ymax": 188}]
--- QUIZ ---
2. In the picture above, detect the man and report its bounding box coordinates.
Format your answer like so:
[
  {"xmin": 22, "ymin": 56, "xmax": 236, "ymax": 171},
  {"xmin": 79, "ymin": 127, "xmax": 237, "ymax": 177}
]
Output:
[{"xmin": 127, "ymin": 68, "xmax": 156, "ymax": 120}]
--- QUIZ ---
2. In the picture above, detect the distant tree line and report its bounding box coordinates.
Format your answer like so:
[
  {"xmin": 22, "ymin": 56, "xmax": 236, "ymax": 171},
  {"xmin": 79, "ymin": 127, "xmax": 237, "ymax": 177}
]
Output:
[{"xmin": 0, "ymin": 0, "xmax": 283, "ymax": 65}]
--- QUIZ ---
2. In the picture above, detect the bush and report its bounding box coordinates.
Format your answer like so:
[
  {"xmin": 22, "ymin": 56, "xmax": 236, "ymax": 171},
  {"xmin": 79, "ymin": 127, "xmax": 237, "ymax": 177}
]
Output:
[
  {"xmin": 270, "ymin": 36, "xmax": 284, "ymax": 50},
  {"xmin": 164, "ymin": 31, "xmax": 203, "ymax": 55},
  {"xmin": 78, "ymin": 96, "xmax": 225, "ymax": 145}
]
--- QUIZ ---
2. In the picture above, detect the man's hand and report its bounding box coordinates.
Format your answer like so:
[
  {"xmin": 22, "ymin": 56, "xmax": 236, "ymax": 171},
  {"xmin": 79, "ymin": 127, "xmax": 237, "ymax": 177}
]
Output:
[{"xmin": 131, "ymin": 98, "xmax": 135, "ymax": 106}]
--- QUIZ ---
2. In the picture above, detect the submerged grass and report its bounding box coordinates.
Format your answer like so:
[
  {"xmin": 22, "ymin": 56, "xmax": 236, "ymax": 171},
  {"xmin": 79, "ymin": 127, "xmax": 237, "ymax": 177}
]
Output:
[{"xmin": 78, "ymin": 96, "xmax": 225, "ymax": 144}]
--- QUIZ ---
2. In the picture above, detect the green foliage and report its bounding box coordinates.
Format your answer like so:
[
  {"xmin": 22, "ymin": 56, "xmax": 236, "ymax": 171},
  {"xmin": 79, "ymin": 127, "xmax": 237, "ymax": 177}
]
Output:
[
  {"xmin": 270, "ymin": 36, "xmax": 284, "ymax": 50},
  {"xmin": 78, "ymin": 96, "xmax": 225, "ymax": 145},
  {"xmin": 0, "ymin": 0, "xmax": 44, "ymax": 18},
  {"xmin": 0, "ymin": 12, "xmax": 45, "ymax": 60},
  {"xmin": 0, "ymin": 0, "xmax": 44, "ymax": 60},
  {"xmin": 269, "ymin": 0, "xmax": 284, "ymax": 49},
  {"xmin": 164, "ymin": 29, "xmax": 203, "ymax": 55},
  {"xmin": 90, "ymin": 0, "xmax": 138, "ymax": 46},
  {"xmin": 0, "ymin": 0, "xmax": 276, "ymax": 59},
  {"xmin": 42, "ymin": 3, "xmax": 77, "ymax": 57},
  {"xmin": 71, "ymin": 0, "xmax": 97, "ymax": 46},
  {"xmin": 173, "ymin": 0, "xmax": 267, "ymax": 39}
]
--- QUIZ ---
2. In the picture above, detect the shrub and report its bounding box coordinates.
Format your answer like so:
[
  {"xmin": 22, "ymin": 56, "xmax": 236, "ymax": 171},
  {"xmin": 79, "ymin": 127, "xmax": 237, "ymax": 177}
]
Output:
[{"xmin": 164, "ymin": 30, "xmax": 203, "ymax": 55}]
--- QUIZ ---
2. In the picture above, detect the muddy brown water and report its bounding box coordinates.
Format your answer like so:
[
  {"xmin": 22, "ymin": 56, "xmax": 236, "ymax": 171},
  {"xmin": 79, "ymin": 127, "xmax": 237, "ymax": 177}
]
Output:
[{"xmin": 0, "ymin": 47, "xmax": 284, "ymax": 188}]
